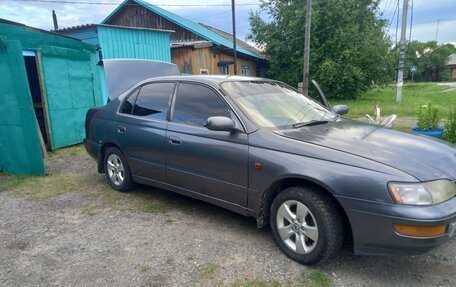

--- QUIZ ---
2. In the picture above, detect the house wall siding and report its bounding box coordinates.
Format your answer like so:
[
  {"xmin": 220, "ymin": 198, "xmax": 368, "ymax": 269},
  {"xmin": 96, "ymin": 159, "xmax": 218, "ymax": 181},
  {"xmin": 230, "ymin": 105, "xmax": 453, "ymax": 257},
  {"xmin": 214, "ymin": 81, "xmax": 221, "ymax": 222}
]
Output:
[
  {"xmin": 97, "ymin": 25, "xmax": 171, "ymax": 61},
  {"xmin": 451, "ymin": 67, "xmax": 456, "ymax": 80},
  {"xmin": 172, "ymin": 47, "xmax": 257, "ymax": 76}
]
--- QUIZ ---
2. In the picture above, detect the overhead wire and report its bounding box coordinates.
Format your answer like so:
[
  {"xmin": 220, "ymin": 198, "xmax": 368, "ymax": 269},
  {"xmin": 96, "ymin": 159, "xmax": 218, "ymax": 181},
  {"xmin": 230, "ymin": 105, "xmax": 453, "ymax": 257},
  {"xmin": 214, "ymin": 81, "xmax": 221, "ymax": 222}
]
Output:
[
  {"xmin": 189, "ymin": 4, "xmax": 251, "ymax": 21},
  {"xmin": 5, "ymin": 0, "xmax": 260, "ymax": 6},
  {"xmin": 394, "ymin": 0, "xmax": 399, "ymax": 45}
]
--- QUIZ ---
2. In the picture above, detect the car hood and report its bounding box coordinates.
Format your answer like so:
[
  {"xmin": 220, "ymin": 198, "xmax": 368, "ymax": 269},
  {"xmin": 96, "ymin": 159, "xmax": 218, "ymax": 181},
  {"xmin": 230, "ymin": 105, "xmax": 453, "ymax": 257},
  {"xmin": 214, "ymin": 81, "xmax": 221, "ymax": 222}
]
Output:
[{"xmin": 275, "ymin": 119, "xmax": 456, "ymax": 181}]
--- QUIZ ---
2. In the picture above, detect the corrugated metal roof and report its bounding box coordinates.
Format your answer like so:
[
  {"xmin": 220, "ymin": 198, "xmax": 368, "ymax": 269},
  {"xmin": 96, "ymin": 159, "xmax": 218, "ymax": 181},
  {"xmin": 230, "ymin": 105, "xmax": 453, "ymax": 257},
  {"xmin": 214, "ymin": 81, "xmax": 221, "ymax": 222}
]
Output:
[
  {"xmin": 170, "ymin": 40, "xmax": 212, "ymax": 48},
  {"xmin": 203, "ymin": 24, "xmax": 265, "ymax": 60},
  {"xmin": 56, "ymin": 25, "xmax": 99, "ymax": 45},
  {"xmin": 101, "ymin": 0, "xmax": 264, "ymax": 59},
  {"xmin": 98, "ymin": 24, "xmax": 174, "ymax": 34},
  {"xmin": 0, "ymin": 18, "xmax": 88, "ymax": 43},
  {"xmin": 54, "ymin": 24, "xmax": 96, "ymax": 32}
]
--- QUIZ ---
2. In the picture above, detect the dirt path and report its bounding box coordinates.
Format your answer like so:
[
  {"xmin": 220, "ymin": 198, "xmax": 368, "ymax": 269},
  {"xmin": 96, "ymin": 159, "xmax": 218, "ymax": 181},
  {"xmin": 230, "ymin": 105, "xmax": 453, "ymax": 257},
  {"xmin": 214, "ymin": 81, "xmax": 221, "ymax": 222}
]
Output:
[{"xmin": 0, "ymin": 146, "xmax": 455, "ymax": 286}]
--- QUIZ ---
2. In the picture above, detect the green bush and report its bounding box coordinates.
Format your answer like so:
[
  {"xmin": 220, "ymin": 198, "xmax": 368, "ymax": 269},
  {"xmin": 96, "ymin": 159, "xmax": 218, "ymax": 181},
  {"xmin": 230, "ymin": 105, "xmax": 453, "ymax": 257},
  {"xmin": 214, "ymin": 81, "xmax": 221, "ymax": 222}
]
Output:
[
  {"xmin": 416, "ymin": 103, "xmax": 441, "ymax": 130},
  {"xmin": 443, "ymin": 108, "xmax": 456, "ymax": 144}
]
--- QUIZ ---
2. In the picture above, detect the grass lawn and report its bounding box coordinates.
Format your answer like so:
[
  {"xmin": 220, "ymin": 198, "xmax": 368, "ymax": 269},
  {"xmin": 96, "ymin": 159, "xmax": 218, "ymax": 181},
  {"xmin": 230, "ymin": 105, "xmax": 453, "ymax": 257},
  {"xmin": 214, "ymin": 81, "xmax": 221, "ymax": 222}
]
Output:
[{"xmin": 332, "ymin": 82, "xmax": 456, "ymax": 119}]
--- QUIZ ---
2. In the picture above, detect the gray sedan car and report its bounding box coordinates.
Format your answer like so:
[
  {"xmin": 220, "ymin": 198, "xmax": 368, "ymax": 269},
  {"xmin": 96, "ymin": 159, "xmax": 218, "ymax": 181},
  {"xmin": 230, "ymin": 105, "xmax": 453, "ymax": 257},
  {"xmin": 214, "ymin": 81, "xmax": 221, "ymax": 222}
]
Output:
[{"xmin": 84, "ymin": 75, "xmax": 456, "ymax": 264}]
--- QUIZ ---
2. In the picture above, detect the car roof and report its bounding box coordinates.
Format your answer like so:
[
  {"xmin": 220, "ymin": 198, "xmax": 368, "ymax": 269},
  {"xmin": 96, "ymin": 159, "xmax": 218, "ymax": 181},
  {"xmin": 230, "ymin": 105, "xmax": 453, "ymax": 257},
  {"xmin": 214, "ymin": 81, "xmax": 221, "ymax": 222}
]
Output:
[
  {"xmin": 142, "ymin": 75, "xmax": 270, "ymax": 85},
  {"xmin": 117, "ymin": 75, "xmax": 276, "ymax": 102}
]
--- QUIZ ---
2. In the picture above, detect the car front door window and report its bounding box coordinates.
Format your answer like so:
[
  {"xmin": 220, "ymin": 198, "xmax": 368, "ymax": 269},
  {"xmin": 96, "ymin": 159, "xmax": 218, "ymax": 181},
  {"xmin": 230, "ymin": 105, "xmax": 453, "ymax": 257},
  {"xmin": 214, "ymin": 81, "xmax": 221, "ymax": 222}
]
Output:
[{"xmin": 172, "ymin": 83, "xmax": 231, "ymax": 126}]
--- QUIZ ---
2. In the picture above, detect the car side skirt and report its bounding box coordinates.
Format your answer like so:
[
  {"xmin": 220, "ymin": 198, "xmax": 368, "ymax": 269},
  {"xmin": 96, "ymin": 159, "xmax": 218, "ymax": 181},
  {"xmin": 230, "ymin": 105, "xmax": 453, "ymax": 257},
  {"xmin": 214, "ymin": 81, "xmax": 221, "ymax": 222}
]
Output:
[{"xmin": 132, "ymin": 175, "xmax": 252, "ymax": 217}]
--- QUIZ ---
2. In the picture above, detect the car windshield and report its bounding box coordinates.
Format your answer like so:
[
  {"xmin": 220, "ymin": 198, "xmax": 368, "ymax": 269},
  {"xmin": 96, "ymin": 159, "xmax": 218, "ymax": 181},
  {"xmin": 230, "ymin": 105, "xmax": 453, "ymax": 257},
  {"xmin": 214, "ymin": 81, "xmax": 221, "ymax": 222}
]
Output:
[{"xmin": 221, "ymin": 81, "xmax": 336, "ymax": 129}]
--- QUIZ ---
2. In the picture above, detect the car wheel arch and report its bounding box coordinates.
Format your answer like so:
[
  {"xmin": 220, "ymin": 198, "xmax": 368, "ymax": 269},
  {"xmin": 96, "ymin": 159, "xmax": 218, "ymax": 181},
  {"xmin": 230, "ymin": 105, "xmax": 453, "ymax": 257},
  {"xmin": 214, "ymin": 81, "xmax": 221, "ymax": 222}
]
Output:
[
  {"xmin": 257, "ymin": 176, "xmax": 353, "ymax": 248},
  {"xmin": 98, "ymin": 142, "xmax": 122, "ymax": 173}
]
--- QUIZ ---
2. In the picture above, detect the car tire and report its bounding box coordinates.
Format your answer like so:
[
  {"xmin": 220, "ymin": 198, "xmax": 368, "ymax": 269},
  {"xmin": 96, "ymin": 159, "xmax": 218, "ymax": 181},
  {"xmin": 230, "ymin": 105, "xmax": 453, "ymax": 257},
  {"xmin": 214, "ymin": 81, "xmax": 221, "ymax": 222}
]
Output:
[
  {"xmin": 270, "ymin": 186, "xmax": 344, "ymax": 265},
  {"xmin": 103, "ymin": 147, "xmax": 136, "ymax": 192}
]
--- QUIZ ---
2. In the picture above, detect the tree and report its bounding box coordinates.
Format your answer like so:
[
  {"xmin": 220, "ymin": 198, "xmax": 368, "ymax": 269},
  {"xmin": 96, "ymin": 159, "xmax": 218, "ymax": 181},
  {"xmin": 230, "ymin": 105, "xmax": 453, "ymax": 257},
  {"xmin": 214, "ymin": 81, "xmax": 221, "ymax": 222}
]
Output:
[
  {"xmin": 405, "ymin": 41, "xmax": 455, "ymax": 82},
  {"xmin": 248, "ymin": 0, "xmax": 394, "ymax": 100}
]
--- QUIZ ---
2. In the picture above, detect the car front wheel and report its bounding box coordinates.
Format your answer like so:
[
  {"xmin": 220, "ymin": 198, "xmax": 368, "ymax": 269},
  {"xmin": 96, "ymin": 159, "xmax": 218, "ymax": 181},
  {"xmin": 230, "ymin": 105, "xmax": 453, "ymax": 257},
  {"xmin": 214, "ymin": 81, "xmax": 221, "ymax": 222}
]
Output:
[
  {"xmin": 103, "ymin": 147, "xmax": 136, "ymax": 192},
  {"xmin": 270, "ymin": 186, "xmax": 344, "ymax": 265}
]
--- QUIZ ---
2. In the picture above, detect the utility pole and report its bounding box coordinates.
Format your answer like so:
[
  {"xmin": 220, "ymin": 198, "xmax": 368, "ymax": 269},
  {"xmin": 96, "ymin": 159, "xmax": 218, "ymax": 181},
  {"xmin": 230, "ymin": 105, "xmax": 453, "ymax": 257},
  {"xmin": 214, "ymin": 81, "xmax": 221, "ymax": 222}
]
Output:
[
  {"xmin": 52, "ymin": 10, "xmax": 58, "ymax": 30},
  {"xmin": 396, "ymin": 0, "xmax": 409, "ymax": 103},
  {"xmin": 435, "ymin": 19, "xmax": 440, "ymax": 42},
  {"xmin": 302, "ymin": 0, "xmax": 312, "ymax": 97},
  {"xmin": 231, "ymin": 0, "xmax": 238, "ymax": 75}
]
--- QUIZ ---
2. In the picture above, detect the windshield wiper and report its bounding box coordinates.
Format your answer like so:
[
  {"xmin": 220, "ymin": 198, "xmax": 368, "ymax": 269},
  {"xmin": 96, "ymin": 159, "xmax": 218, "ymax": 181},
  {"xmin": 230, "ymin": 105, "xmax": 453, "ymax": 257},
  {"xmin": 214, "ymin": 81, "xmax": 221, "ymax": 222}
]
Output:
[
  {"xmin": 330, "ymin": 114, "xmax": 340, "ymax": 122},
  {"xmin": 292, "ymin": 115, "xmax": 340, "ymax": 129},
  {"xmin": 292, "ymin": 120, "xmax": 330, "ymax": 128}
]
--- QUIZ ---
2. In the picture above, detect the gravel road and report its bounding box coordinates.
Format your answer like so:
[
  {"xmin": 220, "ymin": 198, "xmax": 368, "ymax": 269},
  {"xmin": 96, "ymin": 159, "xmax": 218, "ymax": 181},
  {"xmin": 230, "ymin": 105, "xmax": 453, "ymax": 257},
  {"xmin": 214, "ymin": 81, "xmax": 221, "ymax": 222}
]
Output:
[{"xmin": 0, "ymin": 146, "xmax": 455, "ymax": 287}]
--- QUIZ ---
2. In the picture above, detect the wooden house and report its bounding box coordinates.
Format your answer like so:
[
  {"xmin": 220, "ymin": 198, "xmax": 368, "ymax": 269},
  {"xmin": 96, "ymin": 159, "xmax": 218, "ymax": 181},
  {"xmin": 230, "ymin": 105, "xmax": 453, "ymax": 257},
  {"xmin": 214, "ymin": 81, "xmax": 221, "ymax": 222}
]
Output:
[
  {"xmin": 101, "ymin": 0, "xmax": 267, "ymax": 76},
  {"xmin": 448, "ymin": 53, "xmax": 456, "ymax": 81}
]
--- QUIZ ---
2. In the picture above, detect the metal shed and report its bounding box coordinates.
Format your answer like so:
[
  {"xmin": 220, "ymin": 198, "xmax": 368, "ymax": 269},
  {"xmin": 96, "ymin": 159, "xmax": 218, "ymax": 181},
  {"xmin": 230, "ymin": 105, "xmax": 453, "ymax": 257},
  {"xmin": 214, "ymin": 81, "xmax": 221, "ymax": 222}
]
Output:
[{"xmin": 0, "ymin": 20, "xmax": 103, "ymax": 175}]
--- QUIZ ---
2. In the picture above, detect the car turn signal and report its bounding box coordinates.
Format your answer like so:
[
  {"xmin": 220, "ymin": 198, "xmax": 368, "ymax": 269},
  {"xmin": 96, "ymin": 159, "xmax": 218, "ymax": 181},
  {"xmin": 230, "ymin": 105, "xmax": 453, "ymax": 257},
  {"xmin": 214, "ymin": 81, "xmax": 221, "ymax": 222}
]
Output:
[{"xmin": 393, "ymin": 223, "xmax": 447, "ymax": 238}]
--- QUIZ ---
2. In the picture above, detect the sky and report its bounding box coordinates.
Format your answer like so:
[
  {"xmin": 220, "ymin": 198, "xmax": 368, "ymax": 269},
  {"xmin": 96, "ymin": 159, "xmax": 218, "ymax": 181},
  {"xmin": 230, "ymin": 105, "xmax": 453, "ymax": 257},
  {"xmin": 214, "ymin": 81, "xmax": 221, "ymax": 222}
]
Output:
[{"xmin": 0, "ymin": 0, "xmax": 455, "ymax": 45}]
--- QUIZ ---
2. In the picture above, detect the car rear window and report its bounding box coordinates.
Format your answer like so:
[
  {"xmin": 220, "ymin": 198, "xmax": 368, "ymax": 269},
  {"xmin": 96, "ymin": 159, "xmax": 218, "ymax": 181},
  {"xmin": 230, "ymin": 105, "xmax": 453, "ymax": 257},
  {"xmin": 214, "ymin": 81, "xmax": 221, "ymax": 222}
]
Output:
[
  {"xmin": 172, "ymin": 83, "xmax": 231, "ymax": 127},
  {"xmin": 132, "ymin": 83, "xmax": 175, "ymax": 120}
]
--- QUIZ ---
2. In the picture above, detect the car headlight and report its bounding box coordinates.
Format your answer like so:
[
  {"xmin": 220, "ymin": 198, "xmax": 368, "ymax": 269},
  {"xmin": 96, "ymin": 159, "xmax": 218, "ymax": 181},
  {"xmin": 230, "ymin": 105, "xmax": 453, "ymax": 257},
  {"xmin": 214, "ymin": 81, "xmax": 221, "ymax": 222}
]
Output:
[{"xmin": 388, "ymin": 180, "xmax": 456, "ymax": 205}]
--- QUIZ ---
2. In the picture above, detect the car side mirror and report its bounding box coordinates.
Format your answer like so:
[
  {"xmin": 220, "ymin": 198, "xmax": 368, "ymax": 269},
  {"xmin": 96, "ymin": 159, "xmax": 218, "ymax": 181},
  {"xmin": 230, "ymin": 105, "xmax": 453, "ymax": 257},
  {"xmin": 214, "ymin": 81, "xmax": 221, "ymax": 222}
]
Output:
[
  {"xmin": 206, "ymin": 116, "xmax": 238, "ymax": 132},
  {"xmin": 332, "ymin": 105, "xmax": 349, "ymax": 115}
]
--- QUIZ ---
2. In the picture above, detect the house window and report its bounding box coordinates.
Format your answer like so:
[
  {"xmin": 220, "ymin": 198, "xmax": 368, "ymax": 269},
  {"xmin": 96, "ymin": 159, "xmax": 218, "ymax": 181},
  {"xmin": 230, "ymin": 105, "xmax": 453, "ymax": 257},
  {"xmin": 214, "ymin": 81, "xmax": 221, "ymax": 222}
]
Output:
[
  {"xmin": 241, "ymin": 65, "xmax": 251, "ymax": 76},
  {"xmin": 200, "ymin": 69, "xmax": 209, "ymax": 75},
  {"xmin": 219, "ymin": 65, "xmax": 230, "ymax": 75}
]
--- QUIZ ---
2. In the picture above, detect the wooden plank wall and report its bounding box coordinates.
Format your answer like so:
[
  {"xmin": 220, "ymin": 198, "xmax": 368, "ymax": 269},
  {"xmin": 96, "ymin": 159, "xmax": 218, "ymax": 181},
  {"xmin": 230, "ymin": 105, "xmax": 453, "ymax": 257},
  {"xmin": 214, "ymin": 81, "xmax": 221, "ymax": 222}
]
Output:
[
  {"xmin": 172, "ymin": 47, "xmax": 257, "ymax": 76},
  {"xmin": 106, "ymin": 3, "xmax": 204, "ymax": 43}
]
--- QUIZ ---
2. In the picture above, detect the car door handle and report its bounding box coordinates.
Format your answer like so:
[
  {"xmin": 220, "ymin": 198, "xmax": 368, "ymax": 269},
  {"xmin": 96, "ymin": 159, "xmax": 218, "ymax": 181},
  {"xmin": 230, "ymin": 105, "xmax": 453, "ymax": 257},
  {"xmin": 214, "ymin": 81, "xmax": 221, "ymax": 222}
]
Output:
[
  {"xmin": 169, "ymin": 136, "xmax": 182, "ymax": 145},
  {"xmin": 117, "ymin": 125, "xmax": 127, "ymax": 133}
]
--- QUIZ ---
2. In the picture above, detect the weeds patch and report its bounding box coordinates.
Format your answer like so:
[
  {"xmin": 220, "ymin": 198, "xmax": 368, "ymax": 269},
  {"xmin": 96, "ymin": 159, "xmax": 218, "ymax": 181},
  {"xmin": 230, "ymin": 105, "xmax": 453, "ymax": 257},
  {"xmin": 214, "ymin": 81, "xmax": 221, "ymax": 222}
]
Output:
[
  {"xmin": 300, "ymin": 271, "xmax": 331, "ymax": 287},
  {"xmin": 0, "ymin": 173, "xmax": 93, "ymax": 200},
  {"xmin": 198, "ymin": 263, "xmax": 220, "ymax": 280},
  {"xmin": 81, "ymin": 205, "xmax": 103, "ymax": 216},
  {"xmin": 231, "ymin": 270, "xmax": 331, "ymax": 287},
  {"xmin": 48, "ymin": 144, "xmax": 86, "ymax": 158},
  {"xmin": 231, "ymin": 279, "xmax": 281, "ymax": 287},
  {"xmin": 140, "ymin": 264, "xmax": 151, "ymax": 273},
  {"xmin": 165, "ymin": 256, "xmax": 174, "ymax": 265}
]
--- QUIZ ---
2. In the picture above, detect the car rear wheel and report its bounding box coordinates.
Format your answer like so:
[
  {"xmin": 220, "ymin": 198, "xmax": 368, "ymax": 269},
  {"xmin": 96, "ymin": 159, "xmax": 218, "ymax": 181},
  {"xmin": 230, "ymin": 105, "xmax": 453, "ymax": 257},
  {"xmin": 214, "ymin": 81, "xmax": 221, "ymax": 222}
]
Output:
[
  {"xmin": 104, "ymin": 147, "xmax": 136, "ymax": 192},
  {"xmin": 270, "ymin": 186, "xmax": 344, "ymax": 265}
]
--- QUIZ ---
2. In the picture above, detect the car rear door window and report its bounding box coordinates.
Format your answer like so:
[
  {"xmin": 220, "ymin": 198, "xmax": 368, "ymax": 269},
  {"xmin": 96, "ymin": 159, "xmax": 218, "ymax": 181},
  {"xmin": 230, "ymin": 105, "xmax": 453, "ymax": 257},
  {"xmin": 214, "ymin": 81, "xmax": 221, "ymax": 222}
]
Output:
[
  {"xmin": 120, "ymin": 88, "xmax": 140, "ymax": 114},
  {"xmin": 173, "ymin": 83, "xmax": 231, "ymax": 127},
  {"xmin": 132, "ymin": 83, "xmax": 175, "ymax": 120}
]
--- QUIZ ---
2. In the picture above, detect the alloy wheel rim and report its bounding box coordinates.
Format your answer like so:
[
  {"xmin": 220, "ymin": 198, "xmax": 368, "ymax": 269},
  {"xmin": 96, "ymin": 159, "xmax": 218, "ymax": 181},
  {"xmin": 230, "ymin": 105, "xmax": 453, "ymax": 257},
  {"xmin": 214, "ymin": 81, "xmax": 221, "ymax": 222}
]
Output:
[
  {"xmin": 107, "ymin": 154, "xmax": 125, "ymax": 186},
  {"xmin": 276, "ymin": 200, "xmax": 319, "ymax": 254}
]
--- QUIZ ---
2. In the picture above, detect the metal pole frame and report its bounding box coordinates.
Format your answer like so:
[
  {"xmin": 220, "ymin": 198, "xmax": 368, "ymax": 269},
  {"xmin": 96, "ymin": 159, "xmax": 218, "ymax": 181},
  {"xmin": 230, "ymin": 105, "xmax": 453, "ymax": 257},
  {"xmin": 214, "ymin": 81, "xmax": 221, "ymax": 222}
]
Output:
[
  {"xmin": 232, "ymin": 0, "xmax": 238, "ymax": 75},
  {"xmin": 302, "ymin": 0, "xmax": 312, "ymax": 97}
]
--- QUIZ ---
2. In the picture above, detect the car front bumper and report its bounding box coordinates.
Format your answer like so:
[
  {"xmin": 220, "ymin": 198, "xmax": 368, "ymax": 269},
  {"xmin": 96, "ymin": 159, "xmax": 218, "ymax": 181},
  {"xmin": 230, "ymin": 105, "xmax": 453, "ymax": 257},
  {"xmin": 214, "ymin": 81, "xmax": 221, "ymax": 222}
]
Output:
[{"xmin": 337, "ymin": 195, "xmax": 456, "ymax": 256}]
